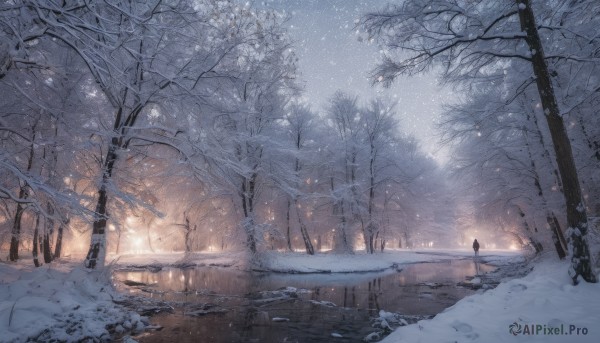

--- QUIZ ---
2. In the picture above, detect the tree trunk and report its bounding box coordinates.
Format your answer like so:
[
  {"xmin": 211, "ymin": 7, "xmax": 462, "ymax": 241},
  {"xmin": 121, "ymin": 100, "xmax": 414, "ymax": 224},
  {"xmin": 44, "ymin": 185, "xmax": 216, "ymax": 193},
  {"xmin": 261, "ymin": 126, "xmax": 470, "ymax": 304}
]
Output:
[
  {"xmin": 9, "ymin": 126, "xmax": 36, "ymax": 262},
  {"xmin": 518, "ymin": 0, "xmax": 596, "ymax": 283},
  {"xmin": 241, "ymin": 175, "xmax": 257, "ymax": 254},
  {"xmin": 529, "ymin": 237, "xmax": 544, "ymax": 254},
  {"xmin": 286, "ymin": 199, "xmax": 293, "ymax": 251},
  {"xmin": 337, "ymin": 200, "xmax": 352, "ymax": 253},
  {"xmin": 523, "ymin": 115, "xmax": 567, "ymax": 259},
  {"xmin": 528, "ymin": 99, "xmax": 564, "ymax": 194},
  {"xmin": 547, "ymin": 213, "xmax": 567, "ymax": 259},
  {"xmin": 84, "ymin": 138, "xmax": 119, "ymax": 269},
  {"xmin": 54, "ymin": 217, "xmax": 66, "ymax": 258},
  {"xmin": 349, "ymin": 151, "xmax": 364, "ymax": 251},
  {"xmin": 244, "ymin": 216, "xmax": 257, "ymax": 254},
  {"xmin": 366, "ymin": 144, "xmax": 377, "ymax": 254},
  {"xmin": 43, "ymin": 202, "xmax": 54, "ymax": 263},
  {"xmin": 331, "ymin": 176, "xmax": 352, "ymax": 253},
  {"xmin": 291, "ymin": 132, "xmax": 314, "ymax": 255},
  {"xmin": 33, "ymin": 215, "xmax": 41, "ymax": 267},
  {"xmin": 42, "ymin": 127, "xmax": 59, "ymax": 264},
  {"xmin": 295, "ymin": 199, "xmax": 314, "ymax": 255},
  {"xmin": 552, "ymin": 213, "xmax": 568, "ymax": 249},
  {"xmin": 517, "ymin": 206, "xmax": 542, "ymax": 253},
  {"xmin": 9, "ymin": 199, "xmax": 25, "ymax": 261},
  {"xmin": 577, "ymin": 114, "xmax": 600, "ymax": 162},
  {"xmin": 184, "ymin": 215, "xmax": 193, "ymax": 253}
]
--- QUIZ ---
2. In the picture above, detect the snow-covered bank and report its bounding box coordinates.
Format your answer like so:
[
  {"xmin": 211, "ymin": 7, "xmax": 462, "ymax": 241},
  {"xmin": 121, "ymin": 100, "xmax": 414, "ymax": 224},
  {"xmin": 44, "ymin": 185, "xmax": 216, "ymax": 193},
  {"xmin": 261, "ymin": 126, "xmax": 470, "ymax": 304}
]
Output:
[
  {"xmin": 110, "ymin": 248, "xmax": 523, "ymax": 274},
  {"xmin": 0, "ymin": 248, "xmax": 515, "ymax": 342},
  {"xmin": 381, "ymin": 255, "xmax": 600, "ymax": 343},
  {"xmin": 0, "ymin": 259, "xmax": 147, "ymax": 343},
  {"xmin": 110, "ymin": 250, "xmax": 245, "ymax": 270},
  {"xmin": 256, "ymin": 248, "xmax": 524, "ymax": 273}
]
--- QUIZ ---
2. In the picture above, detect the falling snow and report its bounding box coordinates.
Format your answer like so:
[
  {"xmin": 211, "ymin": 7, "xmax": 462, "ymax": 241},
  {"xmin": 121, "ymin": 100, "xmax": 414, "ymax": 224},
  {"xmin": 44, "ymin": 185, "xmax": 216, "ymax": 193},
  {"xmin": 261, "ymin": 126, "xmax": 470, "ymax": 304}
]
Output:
[{"xmin": 261, "ymin": 0, "xmax": 453, "ymax": 160}]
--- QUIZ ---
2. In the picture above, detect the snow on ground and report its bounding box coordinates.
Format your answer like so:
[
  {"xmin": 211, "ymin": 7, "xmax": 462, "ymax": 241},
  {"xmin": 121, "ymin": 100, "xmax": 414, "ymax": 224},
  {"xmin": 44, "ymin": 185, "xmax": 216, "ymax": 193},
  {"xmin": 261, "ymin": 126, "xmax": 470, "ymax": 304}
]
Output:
[
  {"xmin": 109, "ymin": 250, "xmax": 246, "ymax": 269},
  {"xmin": 110, "ymin": 248, "xmax": 523, "ymax": 273},
  {"xmin": 0, "ymin": 248, "xmax": 524, "ymax": 342},
  {"xmin": 256, "ymin": 248, "xmax": 524, "ymax": 273},
  {"xmin": 0, "ymin": 257, "xmax": 147, "ymax": 343},
  {"xmin": 381, "ymin": 253, "xmax": 600, "ymax": 343}
]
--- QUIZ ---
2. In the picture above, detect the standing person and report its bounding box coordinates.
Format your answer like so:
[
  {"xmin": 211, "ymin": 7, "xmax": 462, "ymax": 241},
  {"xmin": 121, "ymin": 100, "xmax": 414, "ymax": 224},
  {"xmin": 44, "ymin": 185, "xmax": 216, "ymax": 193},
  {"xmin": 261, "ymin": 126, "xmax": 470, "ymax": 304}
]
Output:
[{"xmin": 473, "ymin": 239, "xmax": 480, "ymax": 257}]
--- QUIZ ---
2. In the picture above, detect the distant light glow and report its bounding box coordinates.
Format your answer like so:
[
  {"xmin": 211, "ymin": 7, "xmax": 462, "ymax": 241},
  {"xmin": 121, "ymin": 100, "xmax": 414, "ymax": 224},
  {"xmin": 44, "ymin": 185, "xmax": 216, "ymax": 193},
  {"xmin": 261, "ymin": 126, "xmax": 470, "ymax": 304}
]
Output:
[{"xmin": 131, "ymin": 237, "xmax": 143, "ymax": 253}]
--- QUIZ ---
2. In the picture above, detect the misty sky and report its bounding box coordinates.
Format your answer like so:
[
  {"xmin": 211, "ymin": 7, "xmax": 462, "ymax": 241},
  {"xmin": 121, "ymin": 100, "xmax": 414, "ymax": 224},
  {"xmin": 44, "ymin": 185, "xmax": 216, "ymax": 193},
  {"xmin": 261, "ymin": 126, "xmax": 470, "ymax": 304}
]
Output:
[{"xmin": 262, "ymin": 0, "xmax": 453, "ymax": 160}]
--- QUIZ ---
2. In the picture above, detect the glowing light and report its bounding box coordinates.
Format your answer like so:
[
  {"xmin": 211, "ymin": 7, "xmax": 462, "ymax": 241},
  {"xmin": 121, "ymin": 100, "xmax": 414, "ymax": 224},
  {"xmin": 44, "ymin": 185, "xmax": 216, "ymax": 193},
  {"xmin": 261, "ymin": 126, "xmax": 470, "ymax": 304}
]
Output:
[
  {"xmin": 129, "ymin": 237, "xmax": 144, "ymax": 254},
  {"xmin": 509, "ymin": 244, "xmax": 518, "ymax": 251}
]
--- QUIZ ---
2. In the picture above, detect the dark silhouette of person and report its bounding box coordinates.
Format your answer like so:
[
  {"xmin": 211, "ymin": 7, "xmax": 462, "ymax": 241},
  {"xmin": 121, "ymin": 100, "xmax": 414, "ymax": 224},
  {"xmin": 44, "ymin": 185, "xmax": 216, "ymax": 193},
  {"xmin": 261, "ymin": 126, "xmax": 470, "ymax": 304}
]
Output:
[{"xmin": 473, "ymin": 239, "xmax": 480, "ymax": 257}]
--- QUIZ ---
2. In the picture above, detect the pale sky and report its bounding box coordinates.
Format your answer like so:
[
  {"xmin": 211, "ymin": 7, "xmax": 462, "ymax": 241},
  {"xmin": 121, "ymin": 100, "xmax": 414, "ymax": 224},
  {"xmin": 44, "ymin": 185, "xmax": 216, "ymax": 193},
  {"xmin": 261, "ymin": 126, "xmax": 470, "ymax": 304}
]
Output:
[{"xmin": 262, "ymin": 0, "xmax": 453, "ymax": 161}]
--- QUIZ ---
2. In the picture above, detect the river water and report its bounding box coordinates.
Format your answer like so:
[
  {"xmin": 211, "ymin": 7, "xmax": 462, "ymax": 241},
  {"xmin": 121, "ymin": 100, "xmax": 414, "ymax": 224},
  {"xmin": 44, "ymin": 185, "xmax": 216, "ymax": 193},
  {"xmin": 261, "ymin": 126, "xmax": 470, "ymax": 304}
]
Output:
[{"xmin": 115, "ymin": 259, "xmax": 493, "ymax": 342}]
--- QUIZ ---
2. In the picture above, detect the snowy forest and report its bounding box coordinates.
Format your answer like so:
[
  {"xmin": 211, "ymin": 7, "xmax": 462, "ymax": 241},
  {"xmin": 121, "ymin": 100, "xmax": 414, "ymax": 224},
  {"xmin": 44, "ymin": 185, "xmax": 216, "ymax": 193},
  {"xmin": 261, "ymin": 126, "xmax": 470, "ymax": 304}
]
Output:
[
  {"xmin": 1, "ymin": 1, "xmax": 599, "ymax": 342},
  {"xmin": 0, "ymin": 0, "xmax": 458, "ymax": 264}
]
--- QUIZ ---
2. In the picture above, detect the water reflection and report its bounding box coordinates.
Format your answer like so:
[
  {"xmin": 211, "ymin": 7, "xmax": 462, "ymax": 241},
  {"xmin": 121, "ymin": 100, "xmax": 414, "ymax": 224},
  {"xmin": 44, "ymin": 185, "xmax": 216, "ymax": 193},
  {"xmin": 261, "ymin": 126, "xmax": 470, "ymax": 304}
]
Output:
[
  {"xmin": 116, "ymin": 260, "xmax": 494, "ymax": 342},
  {"xmin": 474, "ymin": 256, "xmax": 482, "ymax": 276}
]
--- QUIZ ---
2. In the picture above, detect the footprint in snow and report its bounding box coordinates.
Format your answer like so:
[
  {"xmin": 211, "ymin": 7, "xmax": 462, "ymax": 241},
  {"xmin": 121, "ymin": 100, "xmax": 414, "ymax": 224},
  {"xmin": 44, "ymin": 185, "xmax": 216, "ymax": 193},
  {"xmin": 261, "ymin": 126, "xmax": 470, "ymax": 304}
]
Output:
[
  {"xmin": 509, "ymin": 283, "xmax": 527, "ymax": 292},
  {"xmin": 452, "ymin": 321, "xmax": 473, "ymax": 333}
]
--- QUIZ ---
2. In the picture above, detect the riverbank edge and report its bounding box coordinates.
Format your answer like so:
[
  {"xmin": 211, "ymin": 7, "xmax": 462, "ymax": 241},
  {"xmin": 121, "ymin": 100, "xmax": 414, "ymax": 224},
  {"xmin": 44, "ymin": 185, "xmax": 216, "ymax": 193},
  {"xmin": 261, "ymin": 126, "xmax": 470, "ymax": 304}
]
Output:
[
  {"xmin": 0, "ymin": 249, "xmax": 525, "ymax": 342},
  {"xmin": 111, "ymin": 248, "xmax": 526, "ymax": 275},
  {"xmin": 380, "ymin": 252, "xmax": 600, "ymax": 343}
]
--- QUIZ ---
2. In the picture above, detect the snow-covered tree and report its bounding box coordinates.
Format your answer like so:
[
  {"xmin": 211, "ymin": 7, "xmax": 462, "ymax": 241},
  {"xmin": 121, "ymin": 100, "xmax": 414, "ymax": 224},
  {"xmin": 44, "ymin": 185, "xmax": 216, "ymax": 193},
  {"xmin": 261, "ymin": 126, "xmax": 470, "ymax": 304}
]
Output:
[
  {"xmin": 279, "ymin": 103, "xmax": 318, "ymax": 254},
  {"xmin": 442, "ymin": 86, "xmax": 568, "ymax": 256},
  {"xmin": 361, "ymin": 99, "xmax": 400, "ymax": 253},
  {"xmin": 1, "ymin": 0, "xmax": 302, "ymax": 266},
  {"xmin": 183, "ymin": 5, "xmax": 298, "ymax": 255},
  {"xmin": 324, "ymin": 91, "xmax": 363, "ymax": 252},
  {"xmin": 362, "ymin": 0, "xmax": 599, "ymax": 283}
]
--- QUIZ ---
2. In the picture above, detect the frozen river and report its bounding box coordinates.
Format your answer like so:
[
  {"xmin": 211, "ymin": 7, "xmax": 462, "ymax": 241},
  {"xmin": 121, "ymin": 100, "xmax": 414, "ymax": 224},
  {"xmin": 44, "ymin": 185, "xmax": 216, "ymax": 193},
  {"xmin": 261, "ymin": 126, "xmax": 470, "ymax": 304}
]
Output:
[{"xmin": 115, "ymin": 259, "xmax": 494, "ymax": 342}]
